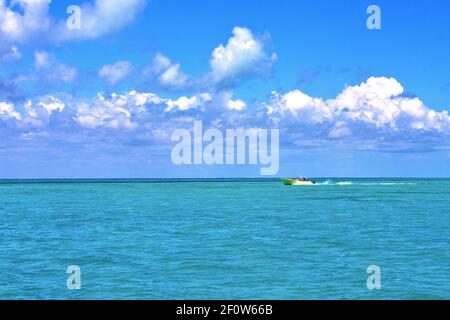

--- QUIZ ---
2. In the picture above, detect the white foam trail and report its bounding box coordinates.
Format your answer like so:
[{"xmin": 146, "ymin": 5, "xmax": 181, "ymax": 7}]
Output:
[
  {"xmin": 309, "ymin": 181, "xmax": 416, "ymax": 186},
  {"xmin": 360, "ymin": 182, "xmax": 416, "ymax": 185}
]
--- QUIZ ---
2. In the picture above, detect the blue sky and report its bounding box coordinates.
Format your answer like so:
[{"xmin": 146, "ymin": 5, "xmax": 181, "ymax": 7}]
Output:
[{"xmin": 1, "ymin": 0, "xmax": 449, "ymax": 178}]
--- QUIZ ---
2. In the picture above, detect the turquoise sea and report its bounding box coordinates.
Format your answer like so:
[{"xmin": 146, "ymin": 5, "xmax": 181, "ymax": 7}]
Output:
[{"xmin": 0, "ymin": 178, "xmax": 449, "ymax": 299}]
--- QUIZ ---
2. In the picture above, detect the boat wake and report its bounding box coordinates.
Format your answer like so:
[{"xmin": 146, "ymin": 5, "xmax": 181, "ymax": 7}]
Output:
[
  {"xmin": 360, "ymin": 182, "xmax": 416, "ymax": 185},
  {"xmin": 314, "ymin": 181, "xmax": 416, "ymax": 186},
  {"xmin": 314, "ymin": 180, "xmax": 352, "ymax": 185}
]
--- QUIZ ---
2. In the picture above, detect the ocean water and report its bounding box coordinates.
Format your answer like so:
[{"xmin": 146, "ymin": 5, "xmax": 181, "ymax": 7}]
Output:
[{"xmin": 0, "ymin": 178, "xmax": 449, "ymax": 300}]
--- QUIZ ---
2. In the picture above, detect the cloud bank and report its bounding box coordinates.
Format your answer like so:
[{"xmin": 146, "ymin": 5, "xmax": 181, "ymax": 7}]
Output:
[
  {"xmin": 1, "ymin": 77, "xmax": 449, "ymax": 151},
  {"xmin": 264, "ymin": 77, "xmax": 450, "ymax": 149}
]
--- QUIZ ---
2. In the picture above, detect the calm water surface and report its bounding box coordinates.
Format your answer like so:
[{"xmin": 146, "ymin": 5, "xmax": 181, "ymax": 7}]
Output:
[{"xmin": 1, "ymin": 178, "xmax": 449, "ymax": 299}]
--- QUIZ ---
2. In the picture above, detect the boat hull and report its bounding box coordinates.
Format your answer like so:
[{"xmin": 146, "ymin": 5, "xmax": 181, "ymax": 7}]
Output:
[{"xmin": 282, "ymin": 178, "xmax": 315, "ymax": 185}]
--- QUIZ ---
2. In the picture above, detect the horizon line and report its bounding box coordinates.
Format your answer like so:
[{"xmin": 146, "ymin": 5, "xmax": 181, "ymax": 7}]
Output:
[{"xmin": 1, "ymin": 177, "xmax": 449, "ymax": 181}]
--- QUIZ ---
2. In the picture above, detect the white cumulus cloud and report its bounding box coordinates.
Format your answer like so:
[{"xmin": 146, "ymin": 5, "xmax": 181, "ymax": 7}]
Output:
[
  {"xmin": 34, "ymin": 50, "xmax": 77, "ymax": 83},
  {"xmin": 0, "ymin": 101, "xmax": 21, "ymax": 120},
  {"xmin": 57, "ymin": 0, "xmax": 146, "ymax": 40},
  {"xmin": 265, "ymin": 77, "xmax": 450, "ymax": 144},
  {"xmin": 143, "ymin": 27, "xmax": 276, "ymax": 91},
  {"xmin": 1, "ymin": 46, "xmax": 22, "ymax": 61},
  {"xmin": 23, "ymin": 95, "xmax": 66, "ymax": 128},
  {"xmin": 0, "ymin": 0, "xmax": 146, "ymax": 49},
  {"xmin": 209, "ymin": 26, "xmax": 276, "ymax": 86},
  {"xmin": 0, "ymin": 0, "xmax": 51, "ymax": 44},
  {"xmin": 75, "ymin": 93, "xmax": 137, "ymax": 130},
  {"xmin": 165, "ymin": 93, "xmax": 212, "ymax": 112},
  {"xmin": 99, "ymin": 60, "xmax": 132, "ymax": 85},
  {"xmin": 144, "ymin": 53, "xmax": 189, "ymax": 90}
]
